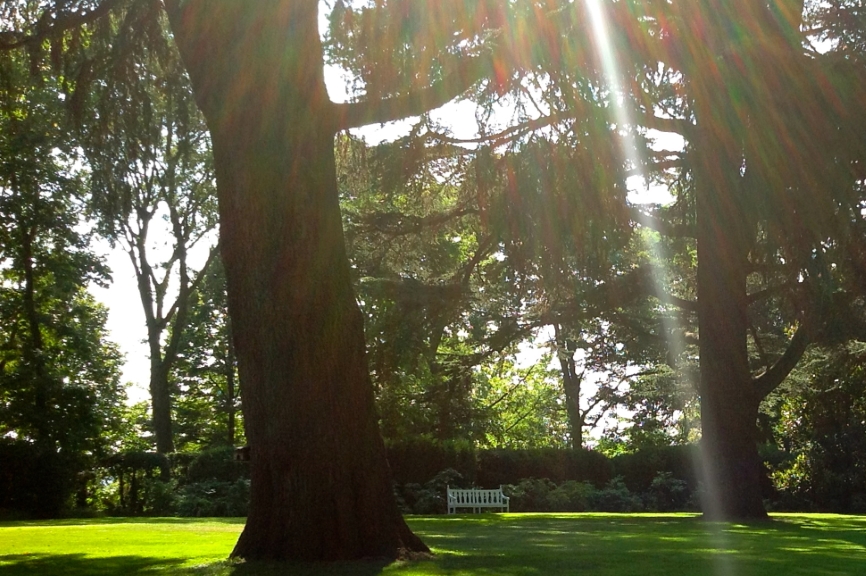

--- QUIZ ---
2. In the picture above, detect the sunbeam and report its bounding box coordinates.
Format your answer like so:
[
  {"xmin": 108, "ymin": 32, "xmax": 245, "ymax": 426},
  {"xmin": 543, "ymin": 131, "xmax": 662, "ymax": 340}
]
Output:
[{"xmin": 581, "ymin": 2, "xmax": 736, "ymax": 573}]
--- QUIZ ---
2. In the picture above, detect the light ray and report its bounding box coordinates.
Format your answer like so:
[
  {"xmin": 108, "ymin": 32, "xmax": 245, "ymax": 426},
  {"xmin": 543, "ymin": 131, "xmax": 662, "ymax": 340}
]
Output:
[{"xmin": 581, "ymin": 3, "xmax": 736, "ymax": 573}]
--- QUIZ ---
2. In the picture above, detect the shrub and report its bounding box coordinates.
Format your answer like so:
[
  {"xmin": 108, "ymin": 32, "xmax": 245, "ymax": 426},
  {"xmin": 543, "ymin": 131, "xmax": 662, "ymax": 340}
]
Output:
[
  {"xmin": 176, "ymin": 479, "xmax": 250, "ymax": 517},
  {"xmin": 503, "ymin": 478, "xmax": 557, "ymax": 512},
  {"xmin": 185, "ymin": 446, "xmax": 248, "ymax": 484},
  {"xmin": 476, "ymin": 447, "xmax": 613, "ymax": 487},
  {"xmin": 386, "ymin": 439, "xmax": 476, "ymax": 485},
  {"xmin": 644, "ymin": 471, "xmax": 689, "ymax": 512},
  {"xmin": 396, "ymin": 468, "xmax": 466, "ymax": 514},
  {"xmin": 547, "ymin": 480, "xmax": 596, "ymax": 512},
  {"xmin": 0, "ymin": 441, "xmax": 69, "ymax": 518},
  {"xmin": 610, "ymin": 445, "xmax": 698, "ymax": 493},
  {"xmin": 140, "ymin": 478, "xmax": 178, "ymax": 516},
  {"xmin": 587, "ymin": 477, "xmax": 643, "ymax": 512}
]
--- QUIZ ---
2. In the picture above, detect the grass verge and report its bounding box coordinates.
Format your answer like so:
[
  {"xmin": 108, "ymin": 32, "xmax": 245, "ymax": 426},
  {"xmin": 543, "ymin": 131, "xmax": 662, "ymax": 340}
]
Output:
[{"xmin": 1, "ymin": 513, "xmax": 864, "ymax": 575}]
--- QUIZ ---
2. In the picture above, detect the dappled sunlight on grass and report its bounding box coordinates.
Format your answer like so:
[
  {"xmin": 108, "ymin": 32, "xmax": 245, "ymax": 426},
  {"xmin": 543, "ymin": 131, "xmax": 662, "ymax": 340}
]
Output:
[
  {"xmin": 1, "ymin": 514, "xmax": 865, "ymax": 575},
  {"xmin": 404, "ymin": 513, "xmax": 866, "ymax": 576}
]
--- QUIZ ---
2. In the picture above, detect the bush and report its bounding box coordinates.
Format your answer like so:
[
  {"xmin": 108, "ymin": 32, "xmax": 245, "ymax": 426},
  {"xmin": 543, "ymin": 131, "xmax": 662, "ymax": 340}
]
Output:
[
  {"xmin": 547, "ymin": 481, "xmax": 596, "ymax": 512},
  {"xmin": 0, "ymin": 440, "xmax": 86, "ymax": 518},
  {"xmin": 503, "ymin": 478, "xmax": 557, "ymax": 512},
  {"xmin": 644, "ymin": 471, "xmax": 689, "ymax": 512},
  {"xmin": 386, "ymin": 439, "xmax": 476, "ymax": 485},
  {"xmin": 396, "ymin": 468, "xmax": 466, "ymax": 514},
  {"xmin": 176, "ymin": 479, "xmax": 250, "ymax": 517},
  {"xmin": 478, "ymin": 448, "xmax": 611, "ymax": 487},
  {"xmin": 587, "ymin": 477, "xmax": 644, "ymax": 512},
  {"xmin": 610, "ymin": 445, "xmax": 698, "ymax": 494},
  {"xmin": 185, "ymin": 446, "xmax": 248, "ymax": 484},
  {"xmin": 140, "ymin": 478, "xmax": 178, "ymax": 516}
]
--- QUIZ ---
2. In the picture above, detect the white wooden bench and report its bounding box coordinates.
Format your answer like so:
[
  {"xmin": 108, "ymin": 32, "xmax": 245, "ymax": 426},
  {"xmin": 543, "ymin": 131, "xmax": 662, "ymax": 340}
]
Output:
[{"xmin": 447, "ymin": 485, "xmax": 510, "ymax": 514}]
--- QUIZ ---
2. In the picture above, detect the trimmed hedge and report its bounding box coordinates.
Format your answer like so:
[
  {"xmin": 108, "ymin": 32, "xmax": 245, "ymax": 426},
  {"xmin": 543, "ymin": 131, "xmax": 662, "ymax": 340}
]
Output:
[{"xmin": 385, "ymin": 441, "xmax": 697, "ymax": 492}]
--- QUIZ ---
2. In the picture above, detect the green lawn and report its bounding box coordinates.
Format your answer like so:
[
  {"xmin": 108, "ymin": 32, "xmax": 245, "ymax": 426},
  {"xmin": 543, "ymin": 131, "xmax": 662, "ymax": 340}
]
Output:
[{"xmin": 1, "ymin": 513, "xmax": 865, "ymax": 575}]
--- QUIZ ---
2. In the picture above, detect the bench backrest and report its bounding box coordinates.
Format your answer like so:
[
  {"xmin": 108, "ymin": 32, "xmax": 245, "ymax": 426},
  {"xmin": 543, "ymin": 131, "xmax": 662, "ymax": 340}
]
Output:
[{"xmin": 448, "ymin": 487, "xmax": 507, "ymax": 505}]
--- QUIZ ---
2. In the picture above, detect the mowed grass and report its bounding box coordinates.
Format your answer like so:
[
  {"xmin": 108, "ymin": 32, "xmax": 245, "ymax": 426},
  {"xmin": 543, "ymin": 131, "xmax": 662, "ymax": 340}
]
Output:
[{"xmin": 2, "ymin": 513, "xmax": 865, "ymax": 575}]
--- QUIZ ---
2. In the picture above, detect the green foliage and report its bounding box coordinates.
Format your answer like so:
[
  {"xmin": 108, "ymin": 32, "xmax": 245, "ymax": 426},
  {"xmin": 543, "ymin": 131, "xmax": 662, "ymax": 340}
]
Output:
[
  {"xmin": 386, "ymin": 438, "xmax": 477, "ymax": 485},
  {"xmin": 547, "ymin": 480, "xmax": 596, "ymax": 512},
  {"xmin": 476, "ymin": 447, "xmax": 612, "ymax": 486},
  {"xmin": 184, "ymin": 446, "xmax": 248, "ymax": 484},
  {"xmin": 587, "ymin": 477, "xmax": 645, "ymax": 513},
  {"xmin": 609, "ymin": 444, "xmax": 699, "ymax": 494},
  {"xmin": 140, "ymin": 478, "xmax": 178, "ymax": 516},
  {"xmin": 504, "ymin": 478, "xmax": 558, "ymax": 512},
  {"xmin": 474, "ymin": 356, "xmax": 570, "ymax": 449},
  {"xmin": 175, "ymin": 479, "xmax": 250, "ymax": 518},
  {"xmin": 396, "ymin": 468, "xmax": 466, "ymax": 515},
  {"xmin": 100, "ymin": 446, "xmax": 252, "ymax": 517},
  {"xmin": 0, "ymin": 42, "xmax": 126, "ymax": 518},
  {"xmin": 172, "ymin": 262, "xmax": 242, "ymax": 452},
  {"xmin": 768, "ymin": 342, "xmax": 866, "ymax": 512},
  {"xmin": 504, "ymin": 475, "xmax": 672, "ymax": 513}
]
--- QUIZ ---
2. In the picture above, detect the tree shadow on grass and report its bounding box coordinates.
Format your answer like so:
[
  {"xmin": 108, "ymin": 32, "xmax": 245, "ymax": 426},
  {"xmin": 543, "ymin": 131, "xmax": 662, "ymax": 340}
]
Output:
[
  {"xmin": 0, "ymin": 517, "xmax": 247, "ymax": 528},
  {"xmin": 0, "ymin": 553, "xmax": 188, "ymax": 576},
  {"xmin": 182, "ymin": 558, "xmax": 391, "ymax": 576}
]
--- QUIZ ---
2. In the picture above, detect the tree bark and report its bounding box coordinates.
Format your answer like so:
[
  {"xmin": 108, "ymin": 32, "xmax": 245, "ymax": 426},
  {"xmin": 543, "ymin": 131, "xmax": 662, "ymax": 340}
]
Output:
[
  {"xmin": 167, "ymin": 0, "xmax": 428, "ymax": 561},
  {"xmin": 148, "ymin": 356, "xmax": 175, "ymax": 455},
  {"xmin": 553, "ymin": 324, "xmax": 584, "ymax": 450},
  {"xmin": 693, "ymin": 114, "xmax": 767, "ymax": 520},
  {"xmin": 225, "ymin": 316, "xmax": 236, "ymax": 446}
]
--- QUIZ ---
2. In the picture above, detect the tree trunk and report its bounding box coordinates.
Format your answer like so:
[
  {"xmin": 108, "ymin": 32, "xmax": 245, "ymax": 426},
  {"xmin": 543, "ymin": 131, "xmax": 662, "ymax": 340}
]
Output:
[
  {"xmin": 554, "ymin": 325, "xmax": 584, "ymax": 450},
  {"xmin": 225, "ymin": 319, "xmax": 236, "ymax": 446},
  {"xmin": 693, "ymin": 122, "xmax": 767, "ymax": 520},
  {"xmin": 148, "ymin": 352, "xmax": 175, "ymax": 455},
  {"xmin": 20, "ymin": 225, "xmax": 50, "ymax": 443},
  {"xmin": 167, "ymin": 0, "xmax": 428, "ymax": 561}
]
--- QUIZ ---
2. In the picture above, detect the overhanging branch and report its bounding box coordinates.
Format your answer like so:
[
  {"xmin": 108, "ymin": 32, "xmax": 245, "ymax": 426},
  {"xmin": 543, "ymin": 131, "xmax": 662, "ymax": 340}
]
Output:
[
  {"xmin": 0, "ymin": 0, "xmax": 124, "ymax": 51},
  {"xmin": 334, "ymin": 53, "xmax": 494, "ymax": 131}
]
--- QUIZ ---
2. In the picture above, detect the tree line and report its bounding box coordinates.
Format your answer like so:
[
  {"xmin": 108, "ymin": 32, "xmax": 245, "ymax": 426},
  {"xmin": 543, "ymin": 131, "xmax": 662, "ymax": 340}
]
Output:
[{"xmin": 2, "ymin": 0, "xmax": 866, "ymax": 563}]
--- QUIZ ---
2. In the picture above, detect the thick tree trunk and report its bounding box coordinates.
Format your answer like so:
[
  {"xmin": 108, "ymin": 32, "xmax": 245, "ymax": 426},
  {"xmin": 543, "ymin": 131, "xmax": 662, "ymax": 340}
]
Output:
[
  {"xmin": 693, "ymin": 124, "xmax": 767, "ymax": 520},
  {"xmin": 167, "ymin": 0, "xmax": 427, "ymax": 560},
  {"xmin": 687, "ymin": 0, "xmax": 770, "ymax": 520}
]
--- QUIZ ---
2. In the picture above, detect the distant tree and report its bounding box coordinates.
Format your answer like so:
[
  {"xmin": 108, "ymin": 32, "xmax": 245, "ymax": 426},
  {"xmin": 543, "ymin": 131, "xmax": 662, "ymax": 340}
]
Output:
[
  {"xmin": 474, "ymin": 355, "xmax": 569, "ymax": 448},
  {"xmin": 79, "ymin": 11, "xmax": 219, "ymax": 456},
  {"xmin": 0, "ymin": 46, "xmax": 125, "ymax": 517},
  {"xmin": 633, "ymin": 0, "xmax": 866, "ymax": 519},
  {"xmin": 171, "ymin": 258, "xmax": 242, "ymax": 450}
]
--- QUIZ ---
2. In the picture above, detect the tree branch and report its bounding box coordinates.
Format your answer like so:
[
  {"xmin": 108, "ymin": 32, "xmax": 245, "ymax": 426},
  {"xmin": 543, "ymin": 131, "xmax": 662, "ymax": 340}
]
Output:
[
  {"xmin": 427, "ymin": 110, "xmax": 578, "ymax": 148},
  {"xmin": 753, "ymin": 320, "xmax": 811, "ymax": 399},
  {"xmin": 0, "ymin": 0, "xmax": 124, "ymax": 51},
  {"xmin": 334, "ymin": 53, "xmax": 493, "ymax": 131},
  {"xmin": 161, "ymin": 245, "xmax": 219, "ymax": 328},
  {"xmin": 629, "ymin": 205, "xmax": 695, "ymax": 238},
  {"xmin": 746, "ymin": 282, "xmax": 800, "ymax": 305},
  {"xmin": 634, "ymin": 110, "xmax": 691, "ymax": 135}
]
